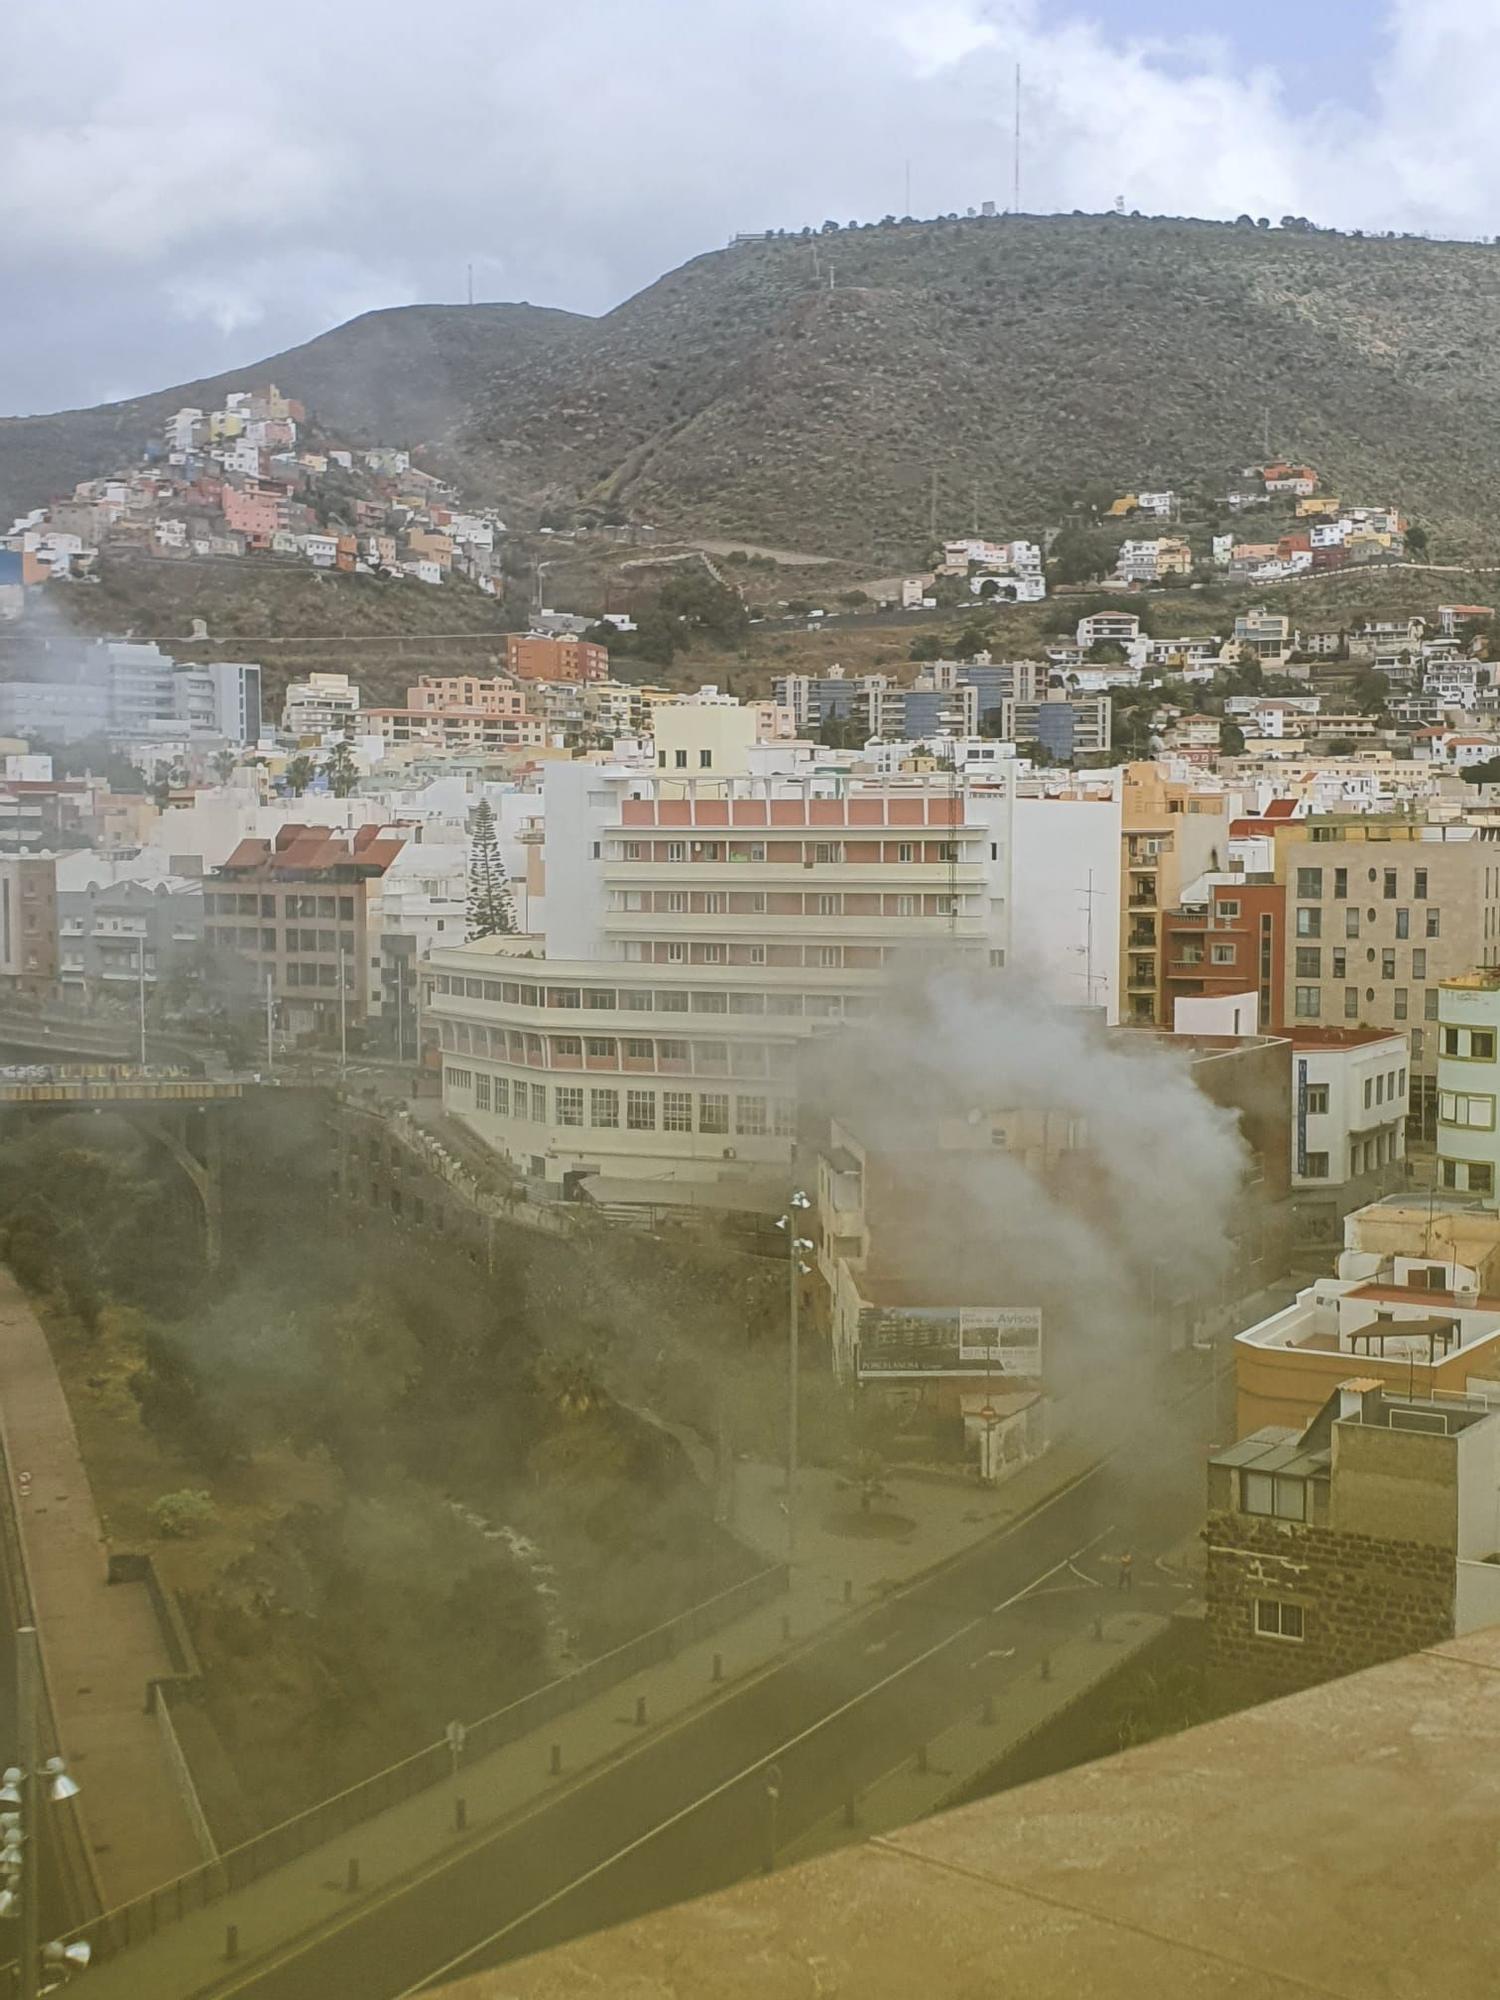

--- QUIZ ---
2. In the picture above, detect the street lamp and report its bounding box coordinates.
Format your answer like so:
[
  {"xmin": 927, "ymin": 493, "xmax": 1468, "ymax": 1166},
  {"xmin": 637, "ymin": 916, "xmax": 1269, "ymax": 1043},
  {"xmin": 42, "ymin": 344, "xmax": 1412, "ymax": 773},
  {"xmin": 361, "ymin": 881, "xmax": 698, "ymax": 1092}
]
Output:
[
  {"xmin": 775, "ymin": 1190, "xmax": 814, "ymax": 1563},
  {"xmin": 2, "ymin": 1629, "xmax": 86, "ymax": 2000}
]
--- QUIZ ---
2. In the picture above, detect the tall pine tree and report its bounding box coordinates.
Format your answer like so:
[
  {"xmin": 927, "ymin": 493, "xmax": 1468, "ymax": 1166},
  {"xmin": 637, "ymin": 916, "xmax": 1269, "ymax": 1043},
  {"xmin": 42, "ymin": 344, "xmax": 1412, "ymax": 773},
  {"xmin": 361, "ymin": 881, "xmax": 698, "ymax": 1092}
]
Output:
[{"xmin": 466, "ymin": 798, "xmax": 517, "ymax": 938}]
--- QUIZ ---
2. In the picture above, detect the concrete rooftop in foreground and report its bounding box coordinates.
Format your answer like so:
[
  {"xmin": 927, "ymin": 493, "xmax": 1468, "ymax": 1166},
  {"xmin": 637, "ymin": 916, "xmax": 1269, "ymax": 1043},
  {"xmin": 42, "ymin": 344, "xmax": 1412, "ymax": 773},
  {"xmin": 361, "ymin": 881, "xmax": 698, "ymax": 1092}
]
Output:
[{"xmin": 446, "ymin": 1626, "xmax": 1500, "ymax": 1999}]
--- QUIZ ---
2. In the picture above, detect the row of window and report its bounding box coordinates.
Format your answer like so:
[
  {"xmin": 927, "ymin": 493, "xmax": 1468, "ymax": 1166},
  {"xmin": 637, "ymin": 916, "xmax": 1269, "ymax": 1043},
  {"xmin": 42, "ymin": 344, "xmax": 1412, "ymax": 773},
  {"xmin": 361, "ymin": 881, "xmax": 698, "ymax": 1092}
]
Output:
[
  {"xmin": 1294, "ymin": 946, "xmax": 1431, "ymax": 981},
  {"xmin": 1362, "ymin": 1067, "xmax": 1407, "ymax": 1109},
  {"xmin": 621, "ymin": 940, "xmax": 900, "ymax": 969},
  {"xmin": 1303, "ymin": 1129, "xmax": 1402, "ymax": 1180},
  {"xmin": 444, "ymin": 1069, "xmax": 795, "ymax": 1137},
  {"xmin": 614, "ymin": 839, "xmax": 961, "ymax": 865},
  {"xmin": 1440, "ymin": 1090, "xmax": 1496, "ymax": 1130},
  {"xmin": 1295, "ymin": 865, "xmax": 1431, "ymax": 901},
  {"xmin": 1294, "ymin": 985, "xmax": 1435, "ymax": 1022},
  {"xmin": 613, "ymin": 889, "xmax": 963, "ymax": 920},
  {"xmin": 426, "ymin": 975, "xmax": 872, "ymax": 1017},
  {"xmin": 206, "ymin": 892, "xmax": 357, "ymax": 919},
  {"xmin": 203, "ymin": 926, "xmax": 354, "ymax": 958},
  {"xmin": 433, "ymin": 1020, "xmax": 793, "ymax": 1075},
  {"xmin": 1296, "ymin": 905, "xmax": 1439, "ymax": 940},
  {"xmin": 1439, "ymin": 1158, "xmax": 1495, "ymax": 1195}
]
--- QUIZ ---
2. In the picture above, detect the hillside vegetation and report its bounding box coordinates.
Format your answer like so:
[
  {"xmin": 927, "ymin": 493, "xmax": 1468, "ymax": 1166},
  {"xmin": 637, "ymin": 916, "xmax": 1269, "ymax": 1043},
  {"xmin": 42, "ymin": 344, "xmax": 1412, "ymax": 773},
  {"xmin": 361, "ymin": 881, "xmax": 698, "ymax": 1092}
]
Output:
[{"xmin": 13, "ymin": 216, "xmax": 1500, "ymax": 561}]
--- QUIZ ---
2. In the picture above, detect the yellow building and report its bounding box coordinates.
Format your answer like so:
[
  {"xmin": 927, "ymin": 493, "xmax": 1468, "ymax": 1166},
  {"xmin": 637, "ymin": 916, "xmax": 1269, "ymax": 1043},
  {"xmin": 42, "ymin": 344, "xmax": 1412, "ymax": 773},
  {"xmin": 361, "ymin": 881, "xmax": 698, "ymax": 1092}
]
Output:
[
  {"xmin": 1296, "ymin": 496, "xmax": 1342, "ymax": 519},
  {"xmin": 652, "ymin": 696, "xmax": 757, "ymax": 780},
  {"xmin": 1107, "ymin": 494, "xmax": 1138, "ymax": 517},
  {"xmin": 1157, "ymin": 537, "xmax": 1193, "ymax": 577},
  {"xmin": 1120, "ymin": 764, "xmax": 1233, "ymax": 1026}
]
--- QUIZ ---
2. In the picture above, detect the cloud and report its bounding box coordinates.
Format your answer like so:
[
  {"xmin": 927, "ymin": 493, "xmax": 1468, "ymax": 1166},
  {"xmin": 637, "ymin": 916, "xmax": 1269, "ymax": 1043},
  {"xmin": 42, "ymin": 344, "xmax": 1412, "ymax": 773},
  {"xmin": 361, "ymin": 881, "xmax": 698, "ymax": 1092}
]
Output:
[{"xmin": 0, "ymin": 0, "xmax": 1491, "ymax": 417}]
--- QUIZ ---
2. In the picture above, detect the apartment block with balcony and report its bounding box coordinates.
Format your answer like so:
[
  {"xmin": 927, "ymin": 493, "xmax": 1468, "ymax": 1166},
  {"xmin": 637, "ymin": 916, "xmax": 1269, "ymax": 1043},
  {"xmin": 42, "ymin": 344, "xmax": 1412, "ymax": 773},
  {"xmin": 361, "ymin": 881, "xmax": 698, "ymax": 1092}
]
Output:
[
  {"xmin": 204, "ymin": 824, "xmax": 404, "ymax": 1039},
  {"xmin": 1119, "ymin": 765, "xmax": 1233, "ymax": 1025},
  {"xmin": 360, "ymin": 673, "xmax": 545, "ymax": 753},
  {"xmin": 422, "ymin": 764, "xmax": 1012, "ymax": 1190},
  {"xmin": 56, "ymin": 874, "xmax": 202, "ymax": 1001},
  {"xmin": 1163, "ymin": 874, "xmax": 1286, "ymax": 1033},
  {"xmin": 1279, "ymin": 826, "xmax": 1500, "ymax": 1118},
  {"xmin": 504, "ymin": 634, "xmax": 609, "ymax": 683},
  {"xmin": 1436, "ymin": 971, "xmax": 1500, "ymax": 1202},
  {"xmin": 1288, "ymin": 1027, "xmax": 1409, "ymax": 1243}
]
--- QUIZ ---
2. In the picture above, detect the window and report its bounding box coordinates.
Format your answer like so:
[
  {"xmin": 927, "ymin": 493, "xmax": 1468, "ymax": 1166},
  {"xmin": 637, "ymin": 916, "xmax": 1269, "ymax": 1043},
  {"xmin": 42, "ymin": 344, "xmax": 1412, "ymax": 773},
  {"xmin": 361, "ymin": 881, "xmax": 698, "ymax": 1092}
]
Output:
[
  {"xmin": 1296, "ymin": 868, "xmax": 1323, "ymax": 899},
  {"xmin": 1306, "ymin": 1084, "xmax": 1329, "ymax": 1115},
  {"xmin": 1333, "ymin": 867, "xmax": 1347, "ymax": 900},
  {"xmin": 735, "ymin": 1096, "xmax": 768, "ymax": 1136},
  {"xmin": 1382, "ymin": 949, "xmax": 1396, "ymax": 980},
  {"xmin": 1473, "ymin": 1163, "xmax": 1495, "ymax": 1196},
  {"xmin": 1294, "ymin": 987, "xmax": 1320, "ymax": 1019},
  {"xmin": 699, "ymin": 1093, "xmax": 729, "ymax": 1135},
  {"xmin": 662, "ymin": 1091, "xmax": 693, "ymax": 1132},
  {"xmin": 1383, "ymin": 868, "xmax": 1397, "ymax": 899},
  {"xmin": 548, "ymin": 987, "xmax": 582, "ymax": 1009},
  {"xmin": 813, "ymin": 945, "xmax": 842, "ymax": 967},
  {"xmin": 530, "ymin": 1083, "xmax": 547, "ymax": 1122},
  {"xmin": 1413, "ymin": 1029, "xmax": 1424, "ymax": 1061},
  {"xmin": 673, "ymin": 749, "xmax": 688, "ymax": 769},
  {"xmin": 894, "ymin": 894, "xmax": 917, "ymax": 917},
  {"xmin": 1345, "ymin": 987, "xmax": 1359, "ymax": 1019},
  {"xmin": 896, "ymin": 842, "xmax": 916, "ymax": 863},
  {"xmin": 1304, "ymin": 1151, "xmax": 1330, "ymax": 1178},
  {"xmin": 697, "ymin": 945, "xmax": 724, "ymax": 965},
  {"xmin": 1415, "ymin": 868, "xmax": 1428, "ymax": 898},
  {"xmin": 1217, "ymin": 899, "xmax": 1241, "ymax": 919},
  {"xmin": 1242, "ymin": 1472, "xmax": 1307, "ymax": 1520},
  {"xmin": 444, "ymin": 1067, "xmax": 472, "ymax": 1093},
  {"xmin": 1211, "ymin": 943, "xmax": 1236, "ymax": 965},
  {"xmin": 1412, "ymin": 949, "xmax": 1426, "ymax": 980},
  {"xmin": 1427, "ymin": 908, "xmax": 1441, "ymax": 937},
  {"xmin": 699, "ymin": 749, "xmax": 712, "ymax": 769},
  {"xmin": 666, "ymin": 943, "xmax": 686, "ymax": 964},
  {"xmin": 1439, "ymin": 1092, "xmax": 1495, "ymax": 1130},
  {"xmin": 1477, "ymin": 1031, "xmax": 1497, "ymax": 1060},
  {"xmin": 1254, "ymin": 1599, "xmax": 1305, "ymax": 1642},
  {"xmin": 556, "ymin": 1087, "xmax": 584, "ymax": 1127},
  {"xmin": 1395, "ymin": 988, "xmax": 1408, "ymax": 1020},
  {"xmin": 626, "ymin": 1090, "xmax": 656, "ymax": 1130},
  {"xmin": 1345, "ymin": 906, "xmax": 1360, "ymax": 938},
  {"xmin": 553, "ymin": 1035, "xmax": 582, "ymax": 1059},
  {"xmin": 473, "ymin": 1074, "xmax": 491, "ymax": 1111},
  {"xmin": 590, "ymin": 1089, "xmax": 619, "ymax": 1128},
  {"xmin": 1426, "ymin": 990, "xmax": 1439, "ymax": 1020},
  {"xmin": 1294, "ymin": 948, "xmax": 1321, "ymax": 979},
  {"xmin": 1332, "ymin": 950, "xmax": 1347, "ymax": 980},
  {"xmin": 1396, "ymin": 908, "xmax": 1409, "ymax": 939},
  {"xmin": 1295, "ymin": 907, "xmax": 1321, "ymax": 938},
  {"xmin": 586, "ymin": 1037, "xmax": 614, "ymax": 1060},
  {"xmin": 666, "ymin": 842, "xmax": 686, "ymax": 863},
  {"xmin": 814, "ymin": 842, "xmax": 844, "ymax": 864}
]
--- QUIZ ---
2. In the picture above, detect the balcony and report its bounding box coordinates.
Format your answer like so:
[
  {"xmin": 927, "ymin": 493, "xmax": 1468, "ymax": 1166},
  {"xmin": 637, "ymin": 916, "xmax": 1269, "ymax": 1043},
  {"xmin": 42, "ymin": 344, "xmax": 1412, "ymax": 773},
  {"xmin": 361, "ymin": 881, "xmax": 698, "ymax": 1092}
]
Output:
[{"xmin": 1126, "ymin": 928, "xmax": 1156, "ymax": 950}]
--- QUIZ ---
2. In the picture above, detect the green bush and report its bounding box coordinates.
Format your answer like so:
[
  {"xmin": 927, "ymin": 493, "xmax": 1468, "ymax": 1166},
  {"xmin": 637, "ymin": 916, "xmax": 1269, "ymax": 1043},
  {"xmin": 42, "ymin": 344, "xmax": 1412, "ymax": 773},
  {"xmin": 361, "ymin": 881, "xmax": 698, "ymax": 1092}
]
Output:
[{"xmin": 149, "ymin": 1489, "xmax": 218, "ymax": 1539}]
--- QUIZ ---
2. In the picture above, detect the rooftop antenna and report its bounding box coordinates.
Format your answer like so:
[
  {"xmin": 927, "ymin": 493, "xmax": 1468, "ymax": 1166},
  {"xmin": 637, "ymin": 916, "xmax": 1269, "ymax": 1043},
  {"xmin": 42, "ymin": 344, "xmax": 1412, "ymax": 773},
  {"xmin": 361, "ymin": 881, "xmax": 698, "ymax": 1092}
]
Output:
[
  {"xmin": 1077, "ymin": 869, "xmax": 1105, "ymax": 1007},
  {"xmin": 1013, "ymin": 63, "xmax": 1022, "ymax": 215}
]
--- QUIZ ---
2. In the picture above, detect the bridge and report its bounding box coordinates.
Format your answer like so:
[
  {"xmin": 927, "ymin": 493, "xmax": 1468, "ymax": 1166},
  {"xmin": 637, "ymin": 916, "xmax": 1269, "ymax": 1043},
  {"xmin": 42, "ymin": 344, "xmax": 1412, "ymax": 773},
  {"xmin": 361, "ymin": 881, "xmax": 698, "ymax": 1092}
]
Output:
[{"xmin": 0, "ymin": 1067, "xmax": 300, "ymax": 1269}]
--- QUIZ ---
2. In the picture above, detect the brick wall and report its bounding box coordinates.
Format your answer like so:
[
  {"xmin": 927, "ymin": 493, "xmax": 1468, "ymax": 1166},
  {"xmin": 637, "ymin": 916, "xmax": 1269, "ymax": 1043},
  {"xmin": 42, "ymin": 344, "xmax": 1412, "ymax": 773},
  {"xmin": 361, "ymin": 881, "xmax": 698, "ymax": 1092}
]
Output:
[{"xmin": 1205, "ymin": 1510, "xmax": 1453, "ymax": 1703}]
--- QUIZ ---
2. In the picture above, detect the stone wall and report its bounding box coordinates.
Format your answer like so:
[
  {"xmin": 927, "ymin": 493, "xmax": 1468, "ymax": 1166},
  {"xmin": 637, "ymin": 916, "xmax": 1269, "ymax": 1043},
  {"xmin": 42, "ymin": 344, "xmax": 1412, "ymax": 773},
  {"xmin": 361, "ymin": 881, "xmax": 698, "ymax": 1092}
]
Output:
[{"xmin": 1205, "ymin": 1510, "xmax": 1453, "ymax": 1702}]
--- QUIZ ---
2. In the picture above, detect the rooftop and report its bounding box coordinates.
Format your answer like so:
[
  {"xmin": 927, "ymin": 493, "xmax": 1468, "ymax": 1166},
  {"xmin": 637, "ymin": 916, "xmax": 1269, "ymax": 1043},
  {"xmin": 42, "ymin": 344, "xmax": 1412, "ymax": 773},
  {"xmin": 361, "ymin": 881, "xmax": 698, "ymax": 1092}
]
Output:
[{"xmin": 435, "ymin": 1625, "xmax": 1500, "ymax": 2000}]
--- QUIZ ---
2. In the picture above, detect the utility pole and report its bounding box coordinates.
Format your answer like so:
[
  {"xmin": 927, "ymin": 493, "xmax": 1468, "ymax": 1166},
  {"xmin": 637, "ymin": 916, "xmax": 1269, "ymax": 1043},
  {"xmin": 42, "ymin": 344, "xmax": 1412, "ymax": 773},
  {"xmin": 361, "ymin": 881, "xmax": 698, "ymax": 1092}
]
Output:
[
  {"xmin": 338, "ymin": 945, "xmax": 348, "ymax": 1073},
  {"xmin": 136, "ymin": 933, "xmax": 147, "ymax": 1067},
  {"xmin": 1078, "ymin": 869, "xmax": 1105, "ymax": 1010},
  {"xmin": 17, "ymin": 1626, "xmax": 38, "ymax": 2000},
  {"xmin": 1013, "ymin": 63, "xmax": 1022, "ymax": 215},
  {"xmin": 265, "ymin": 968, "xmax": 275, "ymax": 1076},
  {"xmin": 781, "ymin": 1192, "xmax": 811, "ymax": 1564}
]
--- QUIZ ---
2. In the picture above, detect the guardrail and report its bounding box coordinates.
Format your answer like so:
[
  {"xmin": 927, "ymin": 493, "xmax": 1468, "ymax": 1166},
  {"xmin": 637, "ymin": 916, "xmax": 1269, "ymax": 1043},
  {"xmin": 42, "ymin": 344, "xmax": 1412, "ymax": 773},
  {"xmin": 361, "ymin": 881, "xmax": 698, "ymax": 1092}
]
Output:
[{"xmin": 60, "ymin": 1560, "xmax": 787, "ymax": 1967}]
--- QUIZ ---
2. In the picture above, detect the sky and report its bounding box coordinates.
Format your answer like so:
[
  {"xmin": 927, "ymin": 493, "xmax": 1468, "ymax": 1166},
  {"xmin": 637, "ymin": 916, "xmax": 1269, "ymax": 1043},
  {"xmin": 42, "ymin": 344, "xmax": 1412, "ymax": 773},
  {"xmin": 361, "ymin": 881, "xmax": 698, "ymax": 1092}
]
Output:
[{"xmin": 2, "ymin": 0, "xmax": 1492, "ymax": 417}]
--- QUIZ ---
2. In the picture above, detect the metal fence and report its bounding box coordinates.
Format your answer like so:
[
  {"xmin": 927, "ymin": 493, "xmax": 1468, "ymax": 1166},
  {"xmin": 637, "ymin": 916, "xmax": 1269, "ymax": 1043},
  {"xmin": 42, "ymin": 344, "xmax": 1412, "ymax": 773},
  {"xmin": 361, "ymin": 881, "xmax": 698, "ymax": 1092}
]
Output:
[{"xmin": 60, "ymin": 1560, "xmax": 787, "ymax": 1966}]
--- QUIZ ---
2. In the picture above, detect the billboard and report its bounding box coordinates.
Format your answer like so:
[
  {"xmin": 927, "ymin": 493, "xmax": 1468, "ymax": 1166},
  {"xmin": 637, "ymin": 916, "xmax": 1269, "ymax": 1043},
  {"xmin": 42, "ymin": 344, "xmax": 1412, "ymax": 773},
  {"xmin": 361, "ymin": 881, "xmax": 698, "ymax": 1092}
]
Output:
[{"xmin": 857, "ymin": 1304, "xmax": 1042, "ymax": 1378}]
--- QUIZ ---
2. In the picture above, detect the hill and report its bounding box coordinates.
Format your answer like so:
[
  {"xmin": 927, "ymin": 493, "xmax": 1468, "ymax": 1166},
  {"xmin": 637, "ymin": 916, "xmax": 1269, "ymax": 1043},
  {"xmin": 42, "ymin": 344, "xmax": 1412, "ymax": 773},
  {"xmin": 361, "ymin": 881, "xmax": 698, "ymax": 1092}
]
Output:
[
  {"xmin": 0, "ymin": 302, "xmax": 585, "ymax": 528},
  {"xmin": 15, "ymin": 216, "xmax": 1500, "ymax": 559}
]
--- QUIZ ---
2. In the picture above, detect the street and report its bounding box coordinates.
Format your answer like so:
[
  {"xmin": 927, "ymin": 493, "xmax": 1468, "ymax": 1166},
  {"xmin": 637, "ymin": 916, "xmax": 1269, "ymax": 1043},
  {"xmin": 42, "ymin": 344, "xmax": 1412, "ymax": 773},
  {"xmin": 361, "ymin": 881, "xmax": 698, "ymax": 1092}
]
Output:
[{"xmin": 184, "ymin": 1369, "xmax": 1223, "ymax": 2000}]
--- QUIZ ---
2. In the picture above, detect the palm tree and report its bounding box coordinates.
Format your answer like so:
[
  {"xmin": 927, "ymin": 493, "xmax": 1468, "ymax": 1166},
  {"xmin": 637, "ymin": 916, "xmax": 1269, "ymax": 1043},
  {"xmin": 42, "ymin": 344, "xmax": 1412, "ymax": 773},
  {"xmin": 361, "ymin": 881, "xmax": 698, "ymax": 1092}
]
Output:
[
  {"xmin": 325, "ymin": 738, "xmax": 359, "ymax": 798},
  {"xmin": 212, "ymin": 749, "xmax": 238, "ymax": 785},
  {"xmin": 284, "ymin": 754, "xmax": 317, "ymax": 797}
]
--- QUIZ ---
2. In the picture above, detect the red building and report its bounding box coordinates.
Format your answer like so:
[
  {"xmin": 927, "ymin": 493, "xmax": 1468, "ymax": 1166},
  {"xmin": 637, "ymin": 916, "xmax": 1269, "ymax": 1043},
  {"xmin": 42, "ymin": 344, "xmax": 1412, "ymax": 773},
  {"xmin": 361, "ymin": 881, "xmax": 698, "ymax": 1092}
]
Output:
[
  {"xmin": 504, "ymin": 634, "xmax": 609, "ymax": 684},
  {"xmin": 1163, "ymin": 876, "xmax": 1287, "ymax": 1035}
]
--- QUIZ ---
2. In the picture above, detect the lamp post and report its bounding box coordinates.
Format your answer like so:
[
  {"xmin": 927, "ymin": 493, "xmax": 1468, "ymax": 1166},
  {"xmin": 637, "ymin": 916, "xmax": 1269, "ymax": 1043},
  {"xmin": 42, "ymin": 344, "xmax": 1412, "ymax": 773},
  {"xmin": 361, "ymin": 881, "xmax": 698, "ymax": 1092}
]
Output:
[
  {"xmin": 338, "ymin": 945, "xmax": 348, "ymax": 1074},
  {"xmin": 776, "ymin": 1190, "xmax": 814, "ymax": 1564},
  {"xmin": 2, "ymin": 1628, "xmax": 87, "ymax": 1999},
  {"xmin": 135, "ymin": 934, "xmax": 147, "ymax": 1069}
]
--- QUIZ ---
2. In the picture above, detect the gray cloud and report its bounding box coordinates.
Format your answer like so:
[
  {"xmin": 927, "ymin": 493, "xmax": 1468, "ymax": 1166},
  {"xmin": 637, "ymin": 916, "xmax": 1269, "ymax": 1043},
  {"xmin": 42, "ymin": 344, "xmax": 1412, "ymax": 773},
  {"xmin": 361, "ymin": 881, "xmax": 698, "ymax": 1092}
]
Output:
[{"xmin": 0, "ymin": 0, "xmax": 1483, "ymax": 417}]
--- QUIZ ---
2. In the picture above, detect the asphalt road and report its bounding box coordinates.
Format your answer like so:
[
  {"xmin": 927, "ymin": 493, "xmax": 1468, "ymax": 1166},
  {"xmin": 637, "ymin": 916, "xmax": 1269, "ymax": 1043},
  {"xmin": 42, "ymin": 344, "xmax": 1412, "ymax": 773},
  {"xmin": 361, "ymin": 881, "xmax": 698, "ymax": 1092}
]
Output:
[{"xmin": 196, "ymin": 1369, "xmax": 1225, "ymax": 2000}]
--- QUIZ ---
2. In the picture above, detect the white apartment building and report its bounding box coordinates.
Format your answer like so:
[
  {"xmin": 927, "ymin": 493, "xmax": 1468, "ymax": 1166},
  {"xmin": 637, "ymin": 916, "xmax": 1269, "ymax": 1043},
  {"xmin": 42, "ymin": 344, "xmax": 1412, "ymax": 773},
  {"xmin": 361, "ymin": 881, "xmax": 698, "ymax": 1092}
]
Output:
[
  {"xmin": 282, "ymin": 672, "xmax": 362, "ymax": 738},
  {"xmin": 1291, "ymin": 1028, "xmax": 1409, "ymax": 1236},
  {"xmin": 1076, "ymin": 611, "xmax": 1141, "ymax": 650},
  {"xmin": 422, "ymin": 761, "xmax": 1015, "ymax": 1189},
  {"xmin": 1437, "ymin": 973, "xmax": 1500, "ymax": 1203}
]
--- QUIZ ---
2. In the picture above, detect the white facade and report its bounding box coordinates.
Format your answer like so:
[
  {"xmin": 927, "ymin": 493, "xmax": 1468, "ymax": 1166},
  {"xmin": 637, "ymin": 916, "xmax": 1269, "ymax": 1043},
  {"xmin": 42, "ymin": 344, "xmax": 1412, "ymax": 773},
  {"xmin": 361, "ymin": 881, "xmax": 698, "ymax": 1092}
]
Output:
[
  {"xmin": 425, "ymin": 763, "xmax": 1017, "ymax": 1186},
  {"xmin": 1292, "ymin": 1032, "xmax": 1409, "ymax": 1195},
  {"xmin": 1011, "ymin": 787, "xmax": 1123, "ymax": 1022},
  {"xmin": 283, "ymin": 672, "xmax": 362, "ymax": 737},
  {"xmin": 1076, "ymin": 611, "xmax": 1141, "ymax": 649},
  {"xmin": 1437, "ymin": 977, "xmax": 1500, "ymax": 1204}
]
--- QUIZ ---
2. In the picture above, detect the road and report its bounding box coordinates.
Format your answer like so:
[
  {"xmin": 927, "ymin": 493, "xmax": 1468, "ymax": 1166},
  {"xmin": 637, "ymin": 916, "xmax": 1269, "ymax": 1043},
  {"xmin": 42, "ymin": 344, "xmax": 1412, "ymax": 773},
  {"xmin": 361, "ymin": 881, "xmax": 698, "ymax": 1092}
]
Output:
[{"xmin": 189, "ymin": 1370, "xmax": 1225, "ymax": 2000}]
